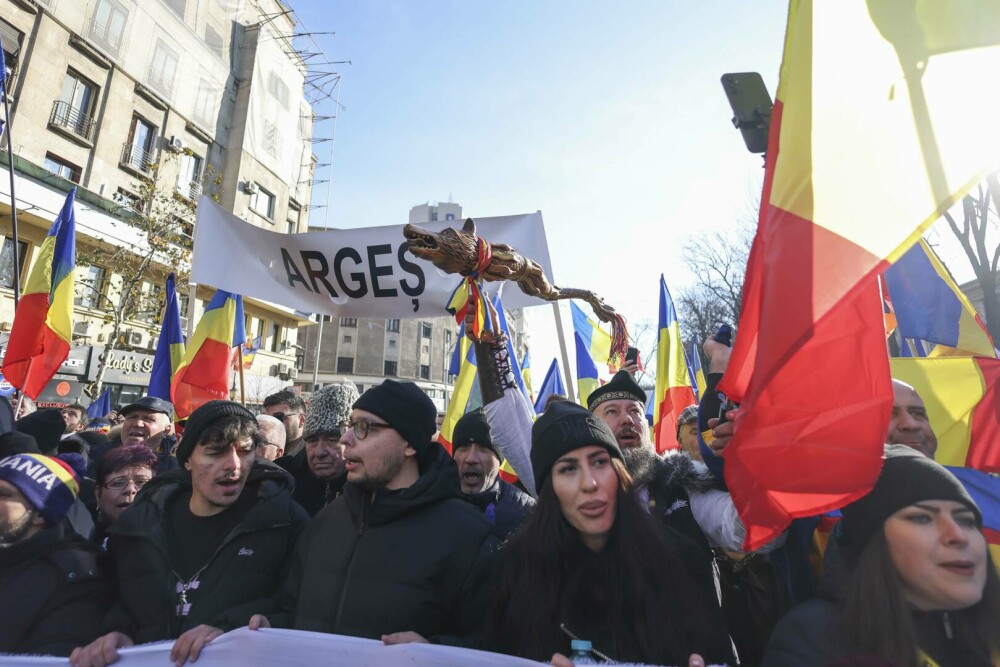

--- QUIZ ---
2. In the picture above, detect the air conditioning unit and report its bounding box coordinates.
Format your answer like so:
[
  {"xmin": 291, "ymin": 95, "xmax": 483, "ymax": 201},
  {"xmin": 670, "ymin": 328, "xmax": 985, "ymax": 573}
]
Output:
[
  {"xmin": 167, "ymin": 135, "xmax": 185, "ymax": 152},
  {"xmin": 278, "ymin": 363, "xmax": 290, "ymax": 375},
  {"xmin": 287, "ymin": 368, "xmax": 298, "ymax": 379},
  {"xmin": 0, "ymin": 321, "xmax": 12, "ymax": 333},
  {"xmin": 244, "ymin": 181, "xmax": 259, "ymax": 195},
  {"xmin": 73, "ymin": 321, "xmax": 93, "ymax": 338},
  {"xmin": 269, "ymin": 364, "xmax": 280, "ymax": 377},
  {"xmin": 121, "ymin": 329, "xmax": 144, "ymax": 347}
]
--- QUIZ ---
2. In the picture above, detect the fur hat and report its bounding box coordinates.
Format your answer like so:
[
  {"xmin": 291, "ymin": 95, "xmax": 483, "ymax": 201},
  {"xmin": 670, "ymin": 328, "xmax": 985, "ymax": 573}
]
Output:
[
  {"xmin": 353, "ymin": 380, "xmax": 436, "ymax": 452},
  {"xmin": 0, "ymin": 453, "xmax": 80, "ymax": 526},
  {"xmin": 531, "ymin": 401, "xmax": 622, "ymax": 491},
  {"xmin": 176, "ymin": 400, "xmax": 256, "ymax": 466},
  {"xmin": 452, "ymin": 409, "xmax": 500, "ymax": 460},
  {"xmin": 305, "ymin": 382, "xmax": 360, "ymax": 440},
  {"xmin": 587, "ymin": 370, "xmax": 647, "ymax": 411},
  {"xmin": 841, "ymin": 445, "xmax": 981, "ymax": 551}
]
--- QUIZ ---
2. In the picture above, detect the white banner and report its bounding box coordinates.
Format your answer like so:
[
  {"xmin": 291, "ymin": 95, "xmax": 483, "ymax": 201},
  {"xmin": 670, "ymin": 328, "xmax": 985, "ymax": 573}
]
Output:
[
  {"xmin": 191, "ymin": 199, "xmax": 555, "ymax": 318},
  {"xmin": 0, "ymin": 628, "xmax": 545, "ymax": 667}
]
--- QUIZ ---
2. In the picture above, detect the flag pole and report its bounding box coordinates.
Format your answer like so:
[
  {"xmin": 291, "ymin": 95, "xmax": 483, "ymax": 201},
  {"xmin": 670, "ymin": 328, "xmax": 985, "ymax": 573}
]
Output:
[
  {"xmin": 551, "ymin": 302, "xmax": 576, "ymax": 403},
  {"xmin": 2, "ymin": 50, "xmax": 20, "ymax": 308},
  {"xmin": 237, "ymin": 347, "xmax": 246, "ymax": 406}
]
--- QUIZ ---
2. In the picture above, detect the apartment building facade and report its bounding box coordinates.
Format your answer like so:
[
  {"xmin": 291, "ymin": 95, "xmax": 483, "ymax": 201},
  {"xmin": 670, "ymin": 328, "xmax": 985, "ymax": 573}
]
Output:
[{"xmin": 0, "ymin": 0, "xmax": 320, "ymax": 408}]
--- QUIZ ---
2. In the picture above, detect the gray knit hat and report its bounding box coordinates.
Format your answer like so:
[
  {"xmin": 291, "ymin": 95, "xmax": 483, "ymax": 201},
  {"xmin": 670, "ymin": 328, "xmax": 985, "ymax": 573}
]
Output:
[{"xmin": 305, "ymin": 382, "xmax": 360, "ymax": 440}]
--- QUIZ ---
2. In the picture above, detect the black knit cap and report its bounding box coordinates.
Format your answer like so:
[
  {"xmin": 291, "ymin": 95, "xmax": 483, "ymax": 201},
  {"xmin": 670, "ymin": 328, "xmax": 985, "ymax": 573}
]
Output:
[
  {"xmin": 16, "ymin": 409, "xmax": 67, "ymax": 454},
  {"xmin": 353, "ymin": 380, "xmax": 436, "ymax": 453},
  {"xmin": 841, "ymin": 445, "xmax": 982, "ymax": 551},
  {"xmin": 176, "ymin": 400, "xmax": 257, "ymax": 466},
  {"xmin": 452, "ymin": 409, "xmax": 500, "ymax": 460},
  {"xmin": 531, "ymin": 401, "xmax": 622, "ymax": 491},
  {"xmin": 0, "ymin": 431, "xmax": 40, "ymax": 458},
  {"xmin": 586, "ymin": 370, "xmax": 647, "ymax": 411}
]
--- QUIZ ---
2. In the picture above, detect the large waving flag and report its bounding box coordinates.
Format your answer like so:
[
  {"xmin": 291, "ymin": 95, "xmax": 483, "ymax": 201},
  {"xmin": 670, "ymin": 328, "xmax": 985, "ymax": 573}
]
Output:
[
  {"xmin": 2, "ymin": 188, "xmax": 76, "ymax": 399},
  {"xmin": 571, "ymin": 301, "xmax": 613, "ymax": 369},
  {"xmin": 884, "ymin": 239, "xmax": 995, "ymax": 358},
  {"xmin": 87, "ymin": 388, "xmax": 111, "ymax": 420},
  {"xmin": 717, "ymin": 1, "xmax": 1000, "ymax": 550},
  {"xmin": 653, "ymin": 276, "xmax": 696, "ymax": 453},
  {"xmin": 240, "ymin": 335, "xmax": 263, "ymax": 370},
  {"xmin": 574, "ymin": 331, "xmax": 600, "ymax": 407},
  {"xmin": 890, "ymin": 357, "xmax": 1000, "ymax": 474},
  {"xmin": 946, "ymin": 466, "xmax": 1000, "ymax": 567},
  {"xmin": 533, "ymin": 358, "xmax": 566, "ymax": 413},
  {"xmin": 148, "ymin": 273, "xmax": 186, "ymax": 401},
  {"xmin": 171, "ymin": 290, "xmax": 245, "ymax": 419}
]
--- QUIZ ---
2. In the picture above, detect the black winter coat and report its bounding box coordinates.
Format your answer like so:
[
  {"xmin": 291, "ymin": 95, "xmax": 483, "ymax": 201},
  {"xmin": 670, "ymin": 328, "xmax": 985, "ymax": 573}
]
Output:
[
  {"xmin": 0, "ymin": 524, "xmax": 108, "ymax": 656},
  {"xmin": 272, "ymin": 444, "xmax": 497, "ymax": 644},
  {"xmin": 276, "ymin": 447, "xmax": 346, "ymax": 516},
  {"xmin": 465, "ymin": 477, "xmax": 535, "ymax": 539},
  {"xmin": 103, "ymin": 460, "xmax": 308, "ymax": 643}
]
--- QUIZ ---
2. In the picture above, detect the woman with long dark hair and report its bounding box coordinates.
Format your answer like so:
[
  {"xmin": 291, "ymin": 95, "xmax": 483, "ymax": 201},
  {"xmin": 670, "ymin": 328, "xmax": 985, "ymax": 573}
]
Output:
[
  {"xmin": 763, "ymin": 446, "xmax": 1000, "ymax": 667},
  {"xmin": 489, "ymin": 401, "xmax": 735, "ymax": 666}
]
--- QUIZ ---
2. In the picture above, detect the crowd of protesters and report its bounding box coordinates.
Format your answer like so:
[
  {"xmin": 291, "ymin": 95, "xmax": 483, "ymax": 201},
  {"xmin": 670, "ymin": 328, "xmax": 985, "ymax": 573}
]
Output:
[{"xmin": 0, "ymin": 329, "xmax": 997, "ymax": 667}]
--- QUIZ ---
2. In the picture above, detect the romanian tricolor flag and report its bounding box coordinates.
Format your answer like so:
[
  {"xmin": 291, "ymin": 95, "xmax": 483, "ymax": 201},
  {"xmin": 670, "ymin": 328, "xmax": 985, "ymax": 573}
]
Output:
[
  {"xmin": 2, "ymin": 188, "xmax": 76, "ymax": 399},
  {"xmin": 148, "ymin": 273, "xmax": 186, "ymax": 401},
  {"xmin": 171, "ymin": 290, "xmax": 245, "ymax": 419},
  {"xmin": 532, "ymin": 358, "xmax": 566, "ymax": 414},
  {"xmin": 884, "ymin": 240, "xmax": 996, "ymax": 358},
  {"xmin": 520, "ymin": 350, "xmax": 533, "ymax": 404},
  {"xmin": 438, "ymin": 328, "xmax": 476, "ymax": 455},
  {"xmin": 571, "ymin": 302, "xmax": 613, "ymax": 370},
  {"xmin": 574, "ymin": 331, "xmax": 600, "ymax": 408},
  {"xmin": 653, "ymin": 276, "xmax": 695, "ymax": 453},
  {"xmin": 240, "ymin": 335, "xmax": 262, "ymax": 370},
  {"xmin": 890, "ymin": 357, "xmax": 1000, "ymax": 474},
  {"xmin": 717, "ymin": 1, "xmax": 1000, "ymax": 550}
]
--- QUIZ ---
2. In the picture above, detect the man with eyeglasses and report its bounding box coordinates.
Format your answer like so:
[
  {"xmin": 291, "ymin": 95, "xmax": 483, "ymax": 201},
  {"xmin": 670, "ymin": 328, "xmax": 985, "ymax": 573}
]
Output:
[
  {"xmin": 71, "ymin": 401, "xmax": 308, "ymax": 667},
  {"xmin": 249, "ymin": 379, "xmax": 496, "ymax": 646},
  {"xmin": 262, "ymin": 390, "xmax": 306, "ymax": 462}
]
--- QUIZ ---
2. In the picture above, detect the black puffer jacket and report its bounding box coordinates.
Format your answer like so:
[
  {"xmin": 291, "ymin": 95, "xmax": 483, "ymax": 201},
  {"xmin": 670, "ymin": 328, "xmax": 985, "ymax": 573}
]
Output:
[
  {"xmin": 0, "ymin": 523, "xmax": 108, "ymax": 656},
  {"xmin": 103, "ymin": 460, "xmax": 308, "ymax": 643},
  {"xmin": 272, "ymin": 443, "xmax": 497, "ymax": 644},
  {"xmin": 465, "ymin": 478, "xmax": 535, "ymax": 539},
  {"xmin": 277, "ymin": 447, "xmax": 346, "ymax": 516}
]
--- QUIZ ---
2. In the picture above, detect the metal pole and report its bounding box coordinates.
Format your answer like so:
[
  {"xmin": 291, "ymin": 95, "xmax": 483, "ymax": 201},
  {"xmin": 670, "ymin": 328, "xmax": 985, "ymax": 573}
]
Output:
[
  {"xmin": 551, "ymin": 302, "xmax": 576, "ymax": 403},
  {"xmin": 3, "ymin": 70, "xmax": 20, "ymax": 308},
  {"xmin": 310, "ymin": 79, "xmax": 342, "ymax": 392}
]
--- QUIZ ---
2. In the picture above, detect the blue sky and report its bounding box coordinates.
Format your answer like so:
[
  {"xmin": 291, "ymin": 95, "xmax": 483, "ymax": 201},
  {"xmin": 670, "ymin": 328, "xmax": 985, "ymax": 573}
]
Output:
[{"xmin": 289, "ymin": 1, "xmax": 790, "ymax": 378}]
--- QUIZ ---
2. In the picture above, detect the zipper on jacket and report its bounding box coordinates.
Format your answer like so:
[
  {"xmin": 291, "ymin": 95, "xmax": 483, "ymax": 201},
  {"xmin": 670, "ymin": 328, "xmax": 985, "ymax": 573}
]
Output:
[
  {"xmin": 334, "ymin": 491, "xmax": 374, "ymax": 630},
  {"xmin": 941, "ymin": 611, "xmax": 953, "ymax": 639}
]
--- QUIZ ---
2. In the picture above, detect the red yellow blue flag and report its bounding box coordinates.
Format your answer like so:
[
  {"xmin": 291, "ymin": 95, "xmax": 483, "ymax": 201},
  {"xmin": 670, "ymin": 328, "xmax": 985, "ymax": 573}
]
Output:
[
  {"xmin": 653, "ymin": 275, "xmax": 696, "ymax": 453},
  {"xmin": 148, "ymin": 273, "xmax": 186, "ymax": 401},
  {"xmin": 574, "ymin": 331, "xmax": 600, "ymax": 407}
]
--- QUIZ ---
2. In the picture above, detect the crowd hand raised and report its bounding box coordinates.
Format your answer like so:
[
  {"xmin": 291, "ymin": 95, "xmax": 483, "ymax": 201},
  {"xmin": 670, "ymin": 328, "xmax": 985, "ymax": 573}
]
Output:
[
  {"xmin": 248, "ymin": 614, "xmax": 271, "ymax": 630},
  {"xmin": 69, "ymin": 631, "xmax": 134, "ymax": 667},
  {"xmin": 707, "ymin": 414, "xmax": 737, "ymax": 457},
  {"xmin": 382, "ymin": 631, "xmax": 429, "ymax": 644},
  {"xmin": 703, "ymin": 337, "xmax": 732, "ymax": 374},
  {"xmin": 169, "ymin": 624, "xmax": 223, "ymax": 666}
]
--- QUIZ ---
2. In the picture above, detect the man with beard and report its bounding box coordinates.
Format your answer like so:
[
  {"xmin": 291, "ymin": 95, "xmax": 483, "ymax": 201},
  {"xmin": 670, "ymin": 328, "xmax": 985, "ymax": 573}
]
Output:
[
  {"xmin": 452, "ymin": 409, "xmax": 534, "ymax": 537},
  {"xmin": 249, "ymin": 380, "xmax": 496, "ymax": 646},
  {"xmin": 284, "ymin": 382, "xmax": 358, "ymax": 516},
  {"xmin": 70, "ymin": 401, "xmax": 307, "ymax": 667},
  {"xmin": 264, "ymin": 390, "xmax": 307, "ymax": 463},
  {"xmin": 0, "ymin": 453, "xmax": 107, "ymax": 655},
  {"xmin": 588, "ymin": 370, "xmax": 783, "ymax": 557}
]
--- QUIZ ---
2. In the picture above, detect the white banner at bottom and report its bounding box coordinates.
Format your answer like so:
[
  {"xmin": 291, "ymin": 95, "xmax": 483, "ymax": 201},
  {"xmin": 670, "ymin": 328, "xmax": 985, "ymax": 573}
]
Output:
[{"xmin": 0, "ymin": 628, "xmax": 545, "ymax": 667}]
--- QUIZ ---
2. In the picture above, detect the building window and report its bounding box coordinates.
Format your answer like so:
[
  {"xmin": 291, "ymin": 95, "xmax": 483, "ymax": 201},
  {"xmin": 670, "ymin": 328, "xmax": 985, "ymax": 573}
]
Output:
[
  {"xmin": 286, "ymin": 203, "xmax": 300, "ymax": 234},
  {"xmin": 149, "ymin": 40, "xmax": 179, "ymax": 96},
  {"xmin": 444, "ymin": 329, "xmax": 452, "ymax": 346},
  {"xmin": 386, "ymin": 319, "xmax": 400, "ymax": 332},
  {"xmin": 75, "ymin": 265, "xmax": 106, "ymax": 309},
  {"xmin": 267, "ymin": 72, "xmax": 290, "ymax": 108},
  {"xmin": 194, "ymin": 79, "xmax": 217, "ymax": 127},
  {"xmin": 0, "ymin": 20, "xmax": 24, "ymax": 88},
  {"xmin": 134, "ymin": 280, "xmax": 163, "ymax": 324},
  {"xmin": 89, "ymin": 0, "xmax": 127, "ymax": 56},
  {"xmin": 384, "ymin": 361, "xmax": 397, "ymax": 376},
  {"xmin": 43, "ymin": 153, "xmax": 81, "ymax": 184},
  {"xmin": 420, "ymin": 365, "xmax": 430, "ymax": 380},
  {"xmin": 164, "ymin": 0, "xmax": 186, "ymax": 19},
  {"xmin": 114, "ymin": 187, "xmax": 144, "ymax": 214},
  {"xmin": 52, "ymin": 71, "xmax": 98, "ymax": 140},
  {"xmin": 336, "ymin": 357, "xmax": 354, "ymax": 373},
  {"xmin": 0, "ymin": 237, "xmax": 27, "ymax": 290},
  {"xmin": 342, "ymin": 334, "xmax": 352, "ymax": 344},
  {"xmin": 421, "ymin": 322, "xmax": 432, "ymax": 338},
  {"xmin": 421, "ymin": 342, "xmax": 430, "ymax": 355},
  {"xmin": 446, "ymin": 213, "xmax": 455, "ymax": 220},
  {"xmin": 176, "ymin": 153, "xmax": 203, "ymax": 200},
  {"xmin": 430, "ymin": 212, "xmax": 438, "ymax": 221},
  {"xmin": 270, "ymin": 322, "xmax": 282, "ymax": 352},
  {"xmin": 204, "ymin": 25, "xmax": 224, "ymax": 57},
  {"xmin": 250, "ymin": 185, "xmax": 275, "ymax": 220},
  {"xmin": 340, "ymin": 317, "xmax": 357, "ymax": 327},
  {"xmin": 121, "ymin": 115, "xmax": 157, "ymax": 175},
  {"xmin": 388, "ymin": 339, "xmax": 396, "ymax": 349}
]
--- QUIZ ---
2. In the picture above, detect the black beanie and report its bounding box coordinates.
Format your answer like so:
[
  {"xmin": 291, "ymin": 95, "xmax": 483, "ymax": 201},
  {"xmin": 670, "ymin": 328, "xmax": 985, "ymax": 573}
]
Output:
[
  {"xmin": 353, "ymin": 380, "xmax": 436, "ymax": 453},
  {"xmin": 176, "ymin": 400, "xmax": 257, "ymax": 466},
  {"xmin": 841, "ymin": 445, "xmax": 982, "ymax": 551},
  {"xmin": 452, "ymin": 409, "xmax": 500, "ymax": 460},
  {"xmin": 16, "ymin": 408, "xmax": 67, "ymax": 454},
  {"xmin": 0, "ymin": 431, "xmax": 41, "ymax": 458},
  {"xmin": 531, "ymin": 401, "xmax": 622, "ymax": 492}
]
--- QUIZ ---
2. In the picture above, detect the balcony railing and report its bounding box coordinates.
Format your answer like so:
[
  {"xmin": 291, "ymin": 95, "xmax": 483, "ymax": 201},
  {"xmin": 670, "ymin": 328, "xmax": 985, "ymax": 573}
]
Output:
[
  {"xmin": 178, "ymin": 179, "xmax": 202, "ymax": 201},
  {"xmin": 120, "ymin": 142, "xmax": 155, "ymax": 176},
  {"xmin": 48, "ymin": 100, "xmax": 95, "ymax": 141}
]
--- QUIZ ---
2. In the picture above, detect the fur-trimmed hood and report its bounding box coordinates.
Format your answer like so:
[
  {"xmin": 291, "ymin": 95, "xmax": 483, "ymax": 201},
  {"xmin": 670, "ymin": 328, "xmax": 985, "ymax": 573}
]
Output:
[{"xmin": 621, "ymin": 447, "xmax": 719, "ymax": 497}]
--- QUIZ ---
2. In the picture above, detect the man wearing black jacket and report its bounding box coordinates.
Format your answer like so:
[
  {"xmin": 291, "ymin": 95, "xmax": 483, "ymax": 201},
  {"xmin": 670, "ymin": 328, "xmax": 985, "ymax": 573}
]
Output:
[
  {"xmin": 70, "ymin": 401, "xmax": 308, "ymax": 667},
  {"xmin": 250, "ymin": 380, "xmax": 496, "ymax": 646}
]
